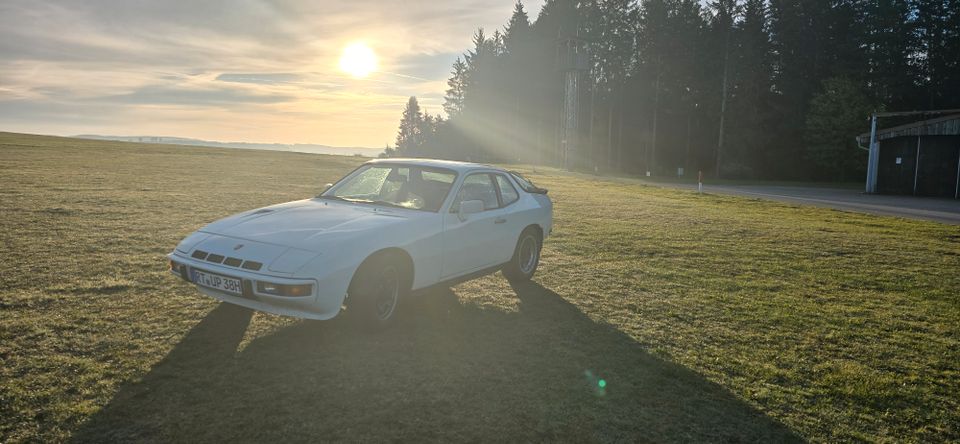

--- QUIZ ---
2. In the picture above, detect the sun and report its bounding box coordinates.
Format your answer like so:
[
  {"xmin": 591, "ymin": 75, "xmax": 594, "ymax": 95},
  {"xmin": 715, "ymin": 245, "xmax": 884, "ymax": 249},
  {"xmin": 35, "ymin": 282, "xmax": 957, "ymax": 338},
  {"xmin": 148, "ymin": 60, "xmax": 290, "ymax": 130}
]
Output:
[{"xmin": 339, "ymin": 42, "xmax": 378, "ymax": 78}]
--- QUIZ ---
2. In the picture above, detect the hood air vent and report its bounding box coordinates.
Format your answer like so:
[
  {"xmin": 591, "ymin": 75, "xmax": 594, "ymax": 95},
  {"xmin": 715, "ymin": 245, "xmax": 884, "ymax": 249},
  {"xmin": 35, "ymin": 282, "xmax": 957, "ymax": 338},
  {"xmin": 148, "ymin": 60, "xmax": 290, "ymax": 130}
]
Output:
[
  {"xmin": 223, "ymin": 257, "xmax": 242, "ymax": 267},
  {"xmin": 190, "ymin": 249, "xmax": 262, "ymax": 271},
  {"xmin": 241, "ymin": 261, "xmax": 263, "ymax": 271}
]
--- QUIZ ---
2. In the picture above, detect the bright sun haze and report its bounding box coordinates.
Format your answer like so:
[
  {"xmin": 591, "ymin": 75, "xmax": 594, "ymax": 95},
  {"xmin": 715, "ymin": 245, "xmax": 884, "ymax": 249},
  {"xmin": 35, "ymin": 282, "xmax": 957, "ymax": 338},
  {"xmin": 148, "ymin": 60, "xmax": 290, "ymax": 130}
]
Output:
[{"xmin": 339, "ymin": 42, "xmax": 378, "ymax": 78}]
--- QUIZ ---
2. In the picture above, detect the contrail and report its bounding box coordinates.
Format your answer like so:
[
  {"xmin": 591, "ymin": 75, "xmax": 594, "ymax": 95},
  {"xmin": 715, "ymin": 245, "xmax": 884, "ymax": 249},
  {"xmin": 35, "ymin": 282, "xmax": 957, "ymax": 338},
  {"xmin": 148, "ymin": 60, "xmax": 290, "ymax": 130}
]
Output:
[{"xmin": 379, "ymin": 71, "xmax": 431, "ymax": 82}]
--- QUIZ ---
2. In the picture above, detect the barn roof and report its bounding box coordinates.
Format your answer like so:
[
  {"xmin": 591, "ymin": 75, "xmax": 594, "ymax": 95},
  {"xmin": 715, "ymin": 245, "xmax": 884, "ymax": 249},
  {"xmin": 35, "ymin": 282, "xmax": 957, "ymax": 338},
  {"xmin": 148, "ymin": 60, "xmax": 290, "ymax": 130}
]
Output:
[{"xmin": 857, "ymin": 114, "xmax": 960, "ymax": 144}]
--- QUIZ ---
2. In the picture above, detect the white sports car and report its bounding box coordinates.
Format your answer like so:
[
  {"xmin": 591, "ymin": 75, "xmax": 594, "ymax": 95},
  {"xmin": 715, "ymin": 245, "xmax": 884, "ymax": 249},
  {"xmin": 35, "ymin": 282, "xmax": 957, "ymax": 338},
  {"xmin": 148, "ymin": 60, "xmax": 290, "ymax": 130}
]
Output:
[{"xmin": 168, "ymin": 159, "xmax": 552, "ymax": 325}]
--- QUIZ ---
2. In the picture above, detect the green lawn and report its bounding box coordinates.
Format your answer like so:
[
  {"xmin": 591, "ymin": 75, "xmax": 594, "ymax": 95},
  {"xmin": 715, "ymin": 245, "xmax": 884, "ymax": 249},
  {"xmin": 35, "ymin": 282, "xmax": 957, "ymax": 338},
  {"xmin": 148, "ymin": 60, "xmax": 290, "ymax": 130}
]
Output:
[{"xmin": 1, "ymin": 132, "xmax": 957, "ymax": 442}]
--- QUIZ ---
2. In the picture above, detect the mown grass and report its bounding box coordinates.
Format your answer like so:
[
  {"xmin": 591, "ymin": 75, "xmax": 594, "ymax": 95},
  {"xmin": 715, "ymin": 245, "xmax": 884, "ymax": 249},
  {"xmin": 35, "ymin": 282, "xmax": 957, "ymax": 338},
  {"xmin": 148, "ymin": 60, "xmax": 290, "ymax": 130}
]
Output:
[
  {"xmin": 1, "ymin": 132, "xmax": 957, "ymax": 442},
  {"xmin": 635, "ymin": 175, "xmax": 866, "ymax": 189}
]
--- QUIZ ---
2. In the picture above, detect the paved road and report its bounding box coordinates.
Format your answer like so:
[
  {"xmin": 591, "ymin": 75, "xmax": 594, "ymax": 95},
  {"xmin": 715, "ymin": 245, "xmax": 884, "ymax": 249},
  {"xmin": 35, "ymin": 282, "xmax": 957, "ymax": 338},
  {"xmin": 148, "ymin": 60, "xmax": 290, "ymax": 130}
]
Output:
[{"xmin": 666, "ymin": 183, "xmax": 960, "ymax": 225}]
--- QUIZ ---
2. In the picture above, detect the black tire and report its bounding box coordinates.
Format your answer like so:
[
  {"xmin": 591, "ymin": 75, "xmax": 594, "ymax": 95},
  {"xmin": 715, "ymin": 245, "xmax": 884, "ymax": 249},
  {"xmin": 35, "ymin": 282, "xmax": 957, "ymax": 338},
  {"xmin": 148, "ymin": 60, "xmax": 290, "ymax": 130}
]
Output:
[
  {"xmin": 344, "ymin": 253, "xmax": 408, "ymax": 328},
  {"xmin": 503, "ymin": 227, "xmax": 542, "ymax": 282}
]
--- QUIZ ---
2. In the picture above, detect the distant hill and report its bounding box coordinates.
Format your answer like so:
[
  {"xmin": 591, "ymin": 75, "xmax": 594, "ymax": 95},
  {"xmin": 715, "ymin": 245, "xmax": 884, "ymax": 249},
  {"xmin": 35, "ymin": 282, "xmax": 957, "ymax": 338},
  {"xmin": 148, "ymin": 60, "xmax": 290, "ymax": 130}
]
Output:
[{"xmin": 74, "ymin": 134, "xmax": 382, "ymax": 157}]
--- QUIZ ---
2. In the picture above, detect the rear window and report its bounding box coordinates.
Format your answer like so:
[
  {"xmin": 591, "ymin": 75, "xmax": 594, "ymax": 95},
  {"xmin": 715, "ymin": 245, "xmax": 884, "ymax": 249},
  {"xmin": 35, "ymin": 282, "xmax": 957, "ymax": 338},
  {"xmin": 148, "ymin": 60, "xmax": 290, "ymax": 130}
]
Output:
[
  {"xmin": 495, "ymin": 174, "xmax": 519, "ymax": 205},
  {"xmin": 509, "ymin": 171, "xmax": 540, "ymax": 193}
]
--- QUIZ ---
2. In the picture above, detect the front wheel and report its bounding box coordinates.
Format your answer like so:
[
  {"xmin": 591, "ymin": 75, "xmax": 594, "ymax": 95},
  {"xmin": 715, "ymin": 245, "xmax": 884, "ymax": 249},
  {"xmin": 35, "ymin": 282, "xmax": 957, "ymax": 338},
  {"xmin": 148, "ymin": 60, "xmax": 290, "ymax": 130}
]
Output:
[
  {"xmin": 503, "ymin": 228, "xmax": 541, "ymax": 282},
  {"xmin": 344, "ymin": 255, "xmax": 405, "ymax": 328}
]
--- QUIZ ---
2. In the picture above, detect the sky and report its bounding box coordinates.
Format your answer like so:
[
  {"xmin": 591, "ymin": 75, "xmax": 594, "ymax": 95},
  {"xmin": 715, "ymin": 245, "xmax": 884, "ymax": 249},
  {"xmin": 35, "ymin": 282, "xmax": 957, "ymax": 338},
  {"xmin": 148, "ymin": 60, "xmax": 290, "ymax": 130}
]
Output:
[{"xmin": 0, "ymin": 0, "xmax": 544, "ymax": 148}]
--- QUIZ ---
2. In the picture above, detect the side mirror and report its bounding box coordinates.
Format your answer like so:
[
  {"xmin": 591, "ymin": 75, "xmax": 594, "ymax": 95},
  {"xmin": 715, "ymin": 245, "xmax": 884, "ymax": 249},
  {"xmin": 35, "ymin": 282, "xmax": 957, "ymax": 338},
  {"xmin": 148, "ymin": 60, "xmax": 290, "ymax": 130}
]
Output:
[
  {"xmin": 457, "ymin": 200, "xmax": 484, "ymax": 222},
  {"xmin": 322, "ymin": 183, "xmax": 333, "ymax": 192}
]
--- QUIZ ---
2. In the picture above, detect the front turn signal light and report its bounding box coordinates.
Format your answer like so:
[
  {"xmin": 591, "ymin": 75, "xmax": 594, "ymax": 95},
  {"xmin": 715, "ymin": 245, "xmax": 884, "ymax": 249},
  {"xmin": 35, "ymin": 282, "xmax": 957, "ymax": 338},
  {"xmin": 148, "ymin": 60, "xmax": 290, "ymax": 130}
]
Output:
[{"xmin": 256, "ymin": 281, "xmax": 313, "ymax": 297}]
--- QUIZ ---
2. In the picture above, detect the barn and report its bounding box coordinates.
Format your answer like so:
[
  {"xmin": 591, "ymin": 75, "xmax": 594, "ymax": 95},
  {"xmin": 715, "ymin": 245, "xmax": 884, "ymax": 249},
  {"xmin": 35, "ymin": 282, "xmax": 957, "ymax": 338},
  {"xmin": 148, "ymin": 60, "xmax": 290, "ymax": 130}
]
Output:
[{"xmin": 860, "ymin": 113, "xmax": 960, "ymax": 199}]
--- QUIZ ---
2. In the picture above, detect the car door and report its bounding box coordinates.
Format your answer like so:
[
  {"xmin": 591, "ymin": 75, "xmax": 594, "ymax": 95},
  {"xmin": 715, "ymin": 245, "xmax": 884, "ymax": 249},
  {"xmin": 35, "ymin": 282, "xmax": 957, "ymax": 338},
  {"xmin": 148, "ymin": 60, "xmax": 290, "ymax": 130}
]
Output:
[
  {"xmin": 490, "ymin": 173, "xmax": 526, "ymax": 265},
  {"xmin": 441, "ymin": 172, "xmax": 506, "ymax": 278}
]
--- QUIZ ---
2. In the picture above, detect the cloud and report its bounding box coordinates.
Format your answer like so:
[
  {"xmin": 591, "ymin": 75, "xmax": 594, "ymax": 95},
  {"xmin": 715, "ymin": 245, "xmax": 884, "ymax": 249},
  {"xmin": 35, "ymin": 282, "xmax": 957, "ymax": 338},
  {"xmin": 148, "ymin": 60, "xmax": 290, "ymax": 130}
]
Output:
[
  {"xmin": 100, "ymin": 84, "xmax": 298, "ymax": 106},
  {"xmin": 0, "ymin": 0, "xmax": 545, "ymax": 146},
  {"xmin": 215, "ymin": 73, "xmax": 303, "ymax": 85}
]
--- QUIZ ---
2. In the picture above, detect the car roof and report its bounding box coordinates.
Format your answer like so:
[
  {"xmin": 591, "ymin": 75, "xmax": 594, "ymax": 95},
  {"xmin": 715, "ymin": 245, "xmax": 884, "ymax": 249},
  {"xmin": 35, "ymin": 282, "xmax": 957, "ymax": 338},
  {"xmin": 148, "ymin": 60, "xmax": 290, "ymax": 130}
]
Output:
[{"xmin": 365, "ymin": 157, "xmax": 505, "ymax": 174}]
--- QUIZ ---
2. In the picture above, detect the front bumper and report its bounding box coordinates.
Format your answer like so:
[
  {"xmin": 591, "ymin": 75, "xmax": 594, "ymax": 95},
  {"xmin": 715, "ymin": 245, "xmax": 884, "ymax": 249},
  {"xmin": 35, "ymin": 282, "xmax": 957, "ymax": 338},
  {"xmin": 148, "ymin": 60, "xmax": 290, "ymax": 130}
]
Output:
[{"xmin": 168, "ymin": 252, "xmax": 348, "ymax": 320}]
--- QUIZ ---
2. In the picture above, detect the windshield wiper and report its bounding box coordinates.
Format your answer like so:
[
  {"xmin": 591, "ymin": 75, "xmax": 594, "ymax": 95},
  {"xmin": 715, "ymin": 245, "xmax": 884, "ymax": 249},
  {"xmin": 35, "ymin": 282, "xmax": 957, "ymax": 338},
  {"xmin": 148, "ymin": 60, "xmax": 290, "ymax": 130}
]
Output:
[
  {"xmin": 315, "ymin": 194, "xmax": 349, "ymax": 201},
  {"xmin": 369, "ymin": 200, "xmax": 408, "ymax": 210},
  {"xmin": 317, "ymin": 195, "xmax": 406, "ymax": 209}
]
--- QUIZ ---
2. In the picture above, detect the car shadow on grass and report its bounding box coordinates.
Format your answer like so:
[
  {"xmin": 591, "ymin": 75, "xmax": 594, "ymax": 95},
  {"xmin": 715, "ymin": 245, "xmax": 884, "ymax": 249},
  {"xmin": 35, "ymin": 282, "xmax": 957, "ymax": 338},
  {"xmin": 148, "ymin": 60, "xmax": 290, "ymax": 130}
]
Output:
[{"xmin": 73, "ymin": 281, "xmax": 801, "ymax": 443}]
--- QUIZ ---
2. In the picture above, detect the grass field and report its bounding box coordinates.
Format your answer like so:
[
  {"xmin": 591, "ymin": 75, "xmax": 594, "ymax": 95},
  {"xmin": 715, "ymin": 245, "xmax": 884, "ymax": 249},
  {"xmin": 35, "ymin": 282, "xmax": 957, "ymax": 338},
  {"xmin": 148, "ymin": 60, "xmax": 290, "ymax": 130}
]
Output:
[
  {"xmin": 1, "ymin": 131, "xmax": 958, "ymax": 442},
  {"xmin": 631, "ymin": 174, "xmax": 866, "ymax": 190}
]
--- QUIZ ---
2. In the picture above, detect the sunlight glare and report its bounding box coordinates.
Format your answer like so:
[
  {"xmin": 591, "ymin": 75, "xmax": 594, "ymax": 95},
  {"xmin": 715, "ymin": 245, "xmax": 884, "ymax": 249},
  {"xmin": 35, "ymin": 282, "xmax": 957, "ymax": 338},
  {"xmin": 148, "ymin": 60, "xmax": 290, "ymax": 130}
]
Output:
[{"xmin": 339, "ymin": 42, "xmax": 378, "ymax": 78}]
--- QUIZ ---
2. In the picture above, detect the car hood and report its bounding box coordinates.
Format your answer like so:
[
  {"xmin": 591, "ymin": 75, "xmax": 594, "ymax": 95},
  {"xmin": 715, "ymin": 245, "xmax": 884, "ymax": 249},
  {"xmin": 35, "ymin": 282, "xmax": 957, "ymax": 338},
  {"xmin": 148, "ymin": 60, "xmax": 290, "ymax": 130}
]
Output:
[{"xmin": 199, "ymin": 198, "xmax": 413, "ymax": 251}]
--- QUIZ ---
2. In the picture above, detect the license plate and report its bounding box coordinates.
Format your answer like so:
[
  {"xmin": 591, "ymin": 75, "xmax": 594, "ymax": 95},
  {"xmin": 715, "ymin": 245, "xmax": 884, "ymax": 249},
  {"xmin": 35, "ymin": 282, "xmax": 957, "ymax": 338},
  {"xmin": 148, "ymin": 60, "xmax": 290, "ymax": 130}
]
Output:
[{"xmin": 191, "ymin": 269, "xmax": 243, "ymax": 295}]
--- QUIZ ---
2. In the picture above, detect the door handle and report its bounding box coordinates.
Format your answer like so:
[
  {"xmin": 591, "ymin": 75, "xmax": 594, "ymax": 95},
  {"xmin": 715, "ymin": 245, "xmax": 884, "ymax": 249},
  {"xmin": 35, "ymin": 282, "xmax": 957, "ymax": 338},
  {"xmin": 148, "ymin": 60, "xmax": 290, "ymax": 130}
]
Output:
[{"xmin": 494, "ymin": 217, "xmax": 506, "ymax": 224}]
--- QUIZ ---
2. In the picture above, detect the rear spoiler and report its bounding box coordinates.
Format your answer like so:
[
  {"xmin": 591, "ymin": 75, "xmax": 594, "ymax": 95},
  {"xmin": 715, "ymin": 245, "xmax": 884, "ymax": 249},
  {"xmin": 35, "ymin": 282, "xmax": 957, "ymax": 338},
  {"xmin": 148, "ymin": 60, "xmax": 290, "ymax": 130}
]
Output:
[{"xmin": 529, "ymin": 186, "xmax": 548, "ymax": 195}]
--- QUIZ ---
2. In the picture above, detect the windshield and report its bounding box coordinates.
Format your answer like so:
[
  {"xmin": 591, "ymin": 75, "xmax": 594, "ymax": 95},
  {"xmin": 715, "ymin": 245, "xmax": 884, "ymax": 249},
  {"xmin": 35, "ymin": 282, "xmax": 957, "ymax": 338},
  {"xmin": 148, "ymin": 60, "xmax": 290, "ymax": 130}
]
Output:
[{"xmin": 321, "ymin": 164, "xmax": 457, "ymax": 212}]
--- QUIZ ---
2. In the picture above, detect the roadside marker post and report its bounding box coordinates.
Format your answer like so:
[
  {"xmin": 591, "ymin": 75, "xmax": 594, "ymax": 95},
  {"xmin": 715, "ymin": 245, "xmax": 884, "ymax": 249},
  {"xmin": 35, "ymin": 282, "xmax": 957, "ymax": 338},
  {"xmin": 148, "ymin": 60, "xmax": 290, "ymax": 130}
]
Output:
[{"xmin": 698, "ymin": 171, "xmax": 703, "ymax": 194}]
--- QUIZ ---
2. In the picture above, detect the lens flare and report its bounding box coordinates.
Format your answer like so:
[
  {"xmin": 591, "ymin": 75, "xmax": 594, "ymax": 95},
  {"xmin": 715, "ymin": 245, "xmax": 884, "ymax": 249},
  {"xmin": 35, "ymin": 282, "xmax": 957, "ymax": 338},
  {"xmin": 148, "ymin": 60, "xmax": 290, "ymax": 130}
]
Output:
[{"xmin": 584, "ymin": 369, "xmax": 607, "ymax": 396}]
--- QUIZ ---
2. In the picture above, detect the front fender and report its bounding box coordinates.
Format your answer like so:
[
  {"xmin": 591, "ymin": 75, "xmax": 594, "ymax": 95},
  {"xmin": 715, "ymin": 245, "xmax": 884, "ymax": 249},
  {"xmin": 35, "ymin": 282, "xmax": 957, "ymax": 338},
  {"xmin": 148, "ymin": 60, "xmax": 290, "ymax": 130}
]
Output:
[{"xmin": 296, "ymin": 216, "xmax": 444, "ymax": 292}]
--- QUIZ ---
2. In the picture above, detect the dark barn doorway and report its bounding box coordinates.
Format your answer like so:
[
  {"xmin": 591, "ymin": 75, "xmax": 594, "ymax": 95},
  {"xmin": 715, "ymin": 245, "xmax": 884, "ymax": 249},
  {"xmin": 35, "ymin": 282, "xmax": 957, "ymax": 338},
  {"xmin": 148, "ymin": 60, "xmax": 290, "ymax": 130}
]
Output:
[
  {"xmin": 916, "ymin": 136, "xmax": 960, "ymax": 198},
  {"xmin": 861, "ymin": 114, "xmax": 960, "ymax": 199}
]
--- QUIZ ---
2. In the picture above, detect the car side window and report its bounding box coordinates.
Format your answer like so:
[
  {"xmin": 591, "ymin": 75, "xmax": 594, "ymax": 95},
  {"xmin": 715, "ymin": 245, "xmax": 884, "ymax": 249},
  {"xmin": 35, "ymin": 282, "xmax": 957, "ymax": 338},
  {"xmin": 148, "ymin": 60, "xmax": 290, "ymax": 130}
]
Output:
[
  {"xmin": 495, "ymin": 174, "xmax": 519, "ymax": 206},
  {"xmin": 452, "ymin": 173, "xmax": 499, "ymax": 212}
]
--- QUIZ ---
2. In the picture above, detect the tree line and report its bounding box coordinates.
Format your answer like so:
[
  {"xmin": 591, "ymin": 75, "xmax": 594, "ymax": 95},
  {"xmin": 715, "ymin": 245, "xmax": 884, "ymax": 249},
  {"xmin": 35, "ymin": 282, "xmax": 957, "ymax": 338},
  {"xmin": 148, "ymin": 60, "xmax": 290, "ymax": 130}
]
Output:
[{"xmin": 384, "ymin": 0, "xmax": 960, "ymax": 181}]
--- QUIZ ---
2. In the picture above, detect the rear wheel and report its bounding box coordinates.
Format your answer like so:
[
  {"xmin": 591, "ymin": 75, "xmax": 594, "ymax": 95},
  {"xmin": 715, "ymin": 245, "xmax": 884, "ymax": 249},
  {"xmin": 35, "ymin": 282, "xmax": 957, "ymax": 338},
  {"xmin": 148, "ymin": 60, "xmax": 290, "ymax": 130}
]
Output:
[
  {"xmin": 503, "ymin": 228, "xmax": 541, "ymax": 282},
  {"xmin": 344, "ymin": 254, "xmax": 407, "ymax": 328}
]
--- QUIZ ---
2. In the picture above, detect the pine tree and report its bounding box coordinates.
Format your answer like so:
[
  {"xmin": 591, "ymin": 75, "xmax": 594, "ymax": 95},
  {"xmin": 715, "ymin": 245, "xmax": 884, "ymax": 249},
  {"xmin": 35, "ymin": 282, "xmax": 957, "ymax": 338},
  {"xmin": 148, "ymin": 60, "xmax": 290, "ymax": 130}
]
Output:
[
  {"xmin": 379, "ymin": 144, "xmax": 396, "ymax": 158},
  {"xmin": 462, "ymin": 28, "xmax": 490, "ymax": 117},
  {"xmin": 914, "ymin": 0, "xmax": 960, "ymax": 108},
  {"xmin": 768, "ymin": 0, "xmax": 821, "ymax": 178},
  {"xmin": 667, "ymin": 0, "xmax": 706, "ymax": 173},
  {"xmin": 503, "ymin": 1, "xmax": 538, "ymax": 162},
  {"xmin": 504, "ymin": 1, "xmax": 532, "ymax": 55},
  {"xmin": 861, "ymin": 0, "xmax": 917, "ymax": 109},
  {"xmin": 392, "ymin": 0, "xmax": 959, "ymax": 180},
  {"xmin": 635, "ymin": 0, "xmax": 670, "ymax": 173},
  {"xmin": 416, "ymin": 112, "xmax": 443, "ymax": 158},
  {"xmin": 592, "ymin": 0, "xmax": 636, "ymax": 169},
  {"xmin": 727, "ymin": 0, "xmax": 773, "ymax": 176},
  {"xmin": 805, "ymin": 77, "xmax": 878, "ymax": 181},
  {"xmin": 395, "ymin": 96, "xmax": 424, "ymax": 156},
  {"xmin": 443, "ymin": 57, "xmax": 468, "ymax": 118},
  {"xmin": 707, "ymin": 0, "xmax": 739, "ymax": 178}
]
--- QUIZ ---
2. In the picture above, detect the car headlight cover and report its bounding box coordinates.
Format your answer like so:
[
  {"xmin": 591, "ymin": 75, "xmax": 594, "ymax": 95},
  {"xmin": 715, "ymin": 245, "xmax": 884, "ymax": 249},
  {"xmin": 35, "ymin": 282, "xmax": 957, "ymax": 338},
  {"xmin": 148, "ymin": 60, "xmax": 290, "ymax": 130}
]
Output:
[
  {"xmin": 268, "ymin": 248, "xmax": 319, "ymax": 273},
  {"xmin": 176, "ymin": 232, "xmax": 211, "ymax": 253}
]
